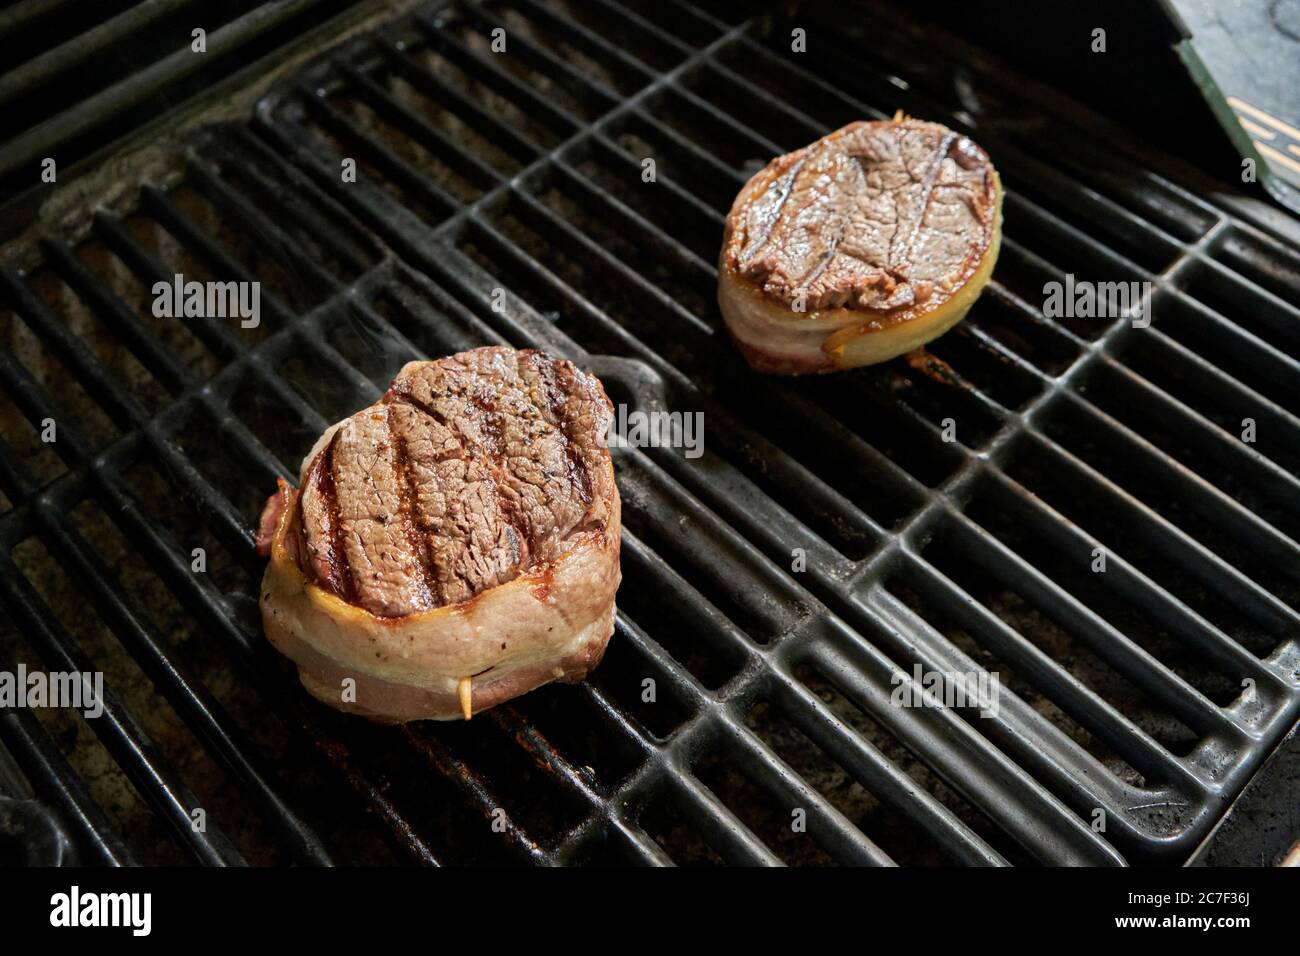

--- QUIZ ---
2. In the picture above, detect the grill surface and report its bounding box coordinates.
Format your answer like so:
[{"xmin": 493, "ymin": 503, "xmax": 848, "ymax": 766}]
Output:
[
  {"xmin": 2, "ymin": 0, "xmax": 1300, "ymax": 866},
  {"xmin": 0, "ymin": 0, "xmax": 379, "ymax": 220}
]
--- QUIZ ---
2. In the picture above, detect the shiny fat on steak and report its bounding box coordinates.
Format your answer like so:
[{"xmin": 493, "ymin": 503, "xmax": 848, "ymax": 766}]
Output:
[
  {"xmin": 256, "ymin": 347, "xmax": 621, "ymax": 722},
  {"xmin": 718, "ymin": 115, "xmax": 1003, "ymax": 374}
]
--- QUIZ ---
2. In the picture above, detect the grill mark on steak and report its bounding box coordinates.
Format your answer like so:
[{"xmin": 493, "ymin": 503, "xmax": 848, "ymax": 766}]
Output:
[
  {"xmin": 384, "ymin": 395, "xmax": 524, "ymax": 607},
  {"xmin": 388, "ymin": 411, "xmax": 438, "ymax": 609},
  {"xmin": 300, "ymin": 438, "xmax": 355, "ymax": 604},
  {"xmin": 386, "ymin": 386, "xmax": 535, "ymax": 578},
  {"xmin": 330, "ymin": 406, "xmax": 435, "ymax": 616},
  {"xmin": 736, "ymin": 155, "xmax": 805, "ymax": 267},
  {"xmin": 892, "ymin": 130, "xmax": 956, "ymax": 279},
  {"xmin": 525, "ymin": 350, "xmax": 593, "ymax": 510},
  {"xmin": 458, "ymin": 364, "xmax": 538, "ymax": 564}
]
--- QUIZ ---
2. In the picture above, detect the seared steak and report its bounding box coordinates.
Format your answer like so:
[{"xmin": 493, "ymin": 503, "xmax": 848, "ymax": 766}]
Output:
[
  {"xmin": 257, "ymin": 347, "xmax": 621, "ymax": 722},
  {"xmin": 718, "ymin": 115, "xmax": 1002, "ymax": 374}
]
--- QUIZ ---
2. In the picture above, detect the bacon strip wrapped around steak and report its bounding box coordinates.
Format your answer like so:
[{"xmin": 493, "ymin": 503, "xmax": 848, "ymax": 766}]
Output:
[
  {"xmin": 256, "ymin": 347, "xmax": 621, "ymax": 722},
  {"xmin": 718, "ymin": 115, "xmax": 1003, "ymax": 374}
]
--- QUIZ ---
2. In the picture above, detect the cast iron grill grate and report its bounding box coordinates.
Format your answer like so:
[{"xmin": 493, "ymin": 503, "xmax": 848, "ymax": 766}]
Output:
[{"xmin": 1, "ymin": 0, "xmax": 1299, "ymax": 866}]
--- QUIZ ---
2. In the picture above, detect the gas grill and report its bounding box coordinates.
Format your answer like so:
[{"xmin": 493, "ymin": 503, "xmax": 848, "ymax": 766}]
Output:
[{"xmin": 2, "ymin": 0, "xmax": 1299, "ymax": 867}]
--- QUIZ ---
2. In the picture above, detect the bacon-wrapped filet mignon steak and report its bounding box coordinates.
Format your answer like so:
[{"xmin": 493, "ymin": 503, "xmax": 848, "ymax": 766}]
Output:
[
  {"xmin": 718, "ymin": 115, "xmax": 1003, "ymax": 374},
  {"xmin": 256, "ymin": 347, "xmax": 621, "ymax": 722}
]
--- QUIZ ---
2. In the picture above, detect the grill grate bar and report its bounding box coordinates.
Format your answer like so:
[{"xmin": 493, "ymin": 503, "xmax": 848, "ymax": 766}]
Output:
[
  {"xmin": 795, "ymin": 624, "xmax": 1126, "ymax": 865},
  {"xmin": 765, "ymin": 668, "xmax": 1010, "ymax": 866},
  {"xmin": 545, "ymin": 757, "xmax": 670, "ymax": 865},
  {"xmin": 0, "ymin": 0, "xmax": 200, "ymax": 110},
  {"xmin": 460, "ymin": 5, "xmax": 622, "ymax": 114},
  {"xmin": 0, "ymin": 354, "xmax": 95, "ymax": 473},
  {"xmin": 98, "ymin": 205, "xmax": 336, "ymax": 440},
  {"xmin": 668, "ymin": 81, "xmax": 784, "ymax": 157},
  {"xmin": 668, "ymin": 768, "xmax": 785, "ymax": 866},
  {"xmin": 0, "ymin": 0, "xmax": 85, "ymax": 40},
  {"xmin": 722, "ymin": 710, "xmax": 901, "ymax": 866},
  {"xmin": 0, "ymin": 690, "xmax": 134, "ymax": 866},
  {"xmin": 185, "ymin": 170, "xmax": 343, "ymax": 299},
  {"xmin": 506, "ymin": 0, "xmax": 659, "ymax": 86},
  {"xmin": 508, "ymin": 187, "xmax": 714, "ymax": 336},
  {"xmin": 0, "ymin": 269, "xmax": 153, "ymax": 430},
  {"xmin": 487, "ymin": 706, "xmax": 608, "ymax": 810},
  {"xmin": 138, "ymin": 186, "xmax": 300, "ymax": 330},
  {"xmin": 1051, "ymin": 389, "xmax": 1300, "ymax": 570},
  {"xmin": 0, "ymin": 547, "xmax": 245, "ymax": 865},
  {"xmin": 1086, "ymin": 358, "xmax": 1300, "ymax": 521},
  {"xmin": 943, "ymin": 508, "xmax": 1243, "ymax": 743},
  {"xmin": 625, "ymin": 102, "xmax": 748, "ymax": 190},
  {"xmin": 461, "ymin": 6, "xmax": 621, "ymax": 106},
  {"xmin": 0, "ymin": 441, "xmax": 34, "ymax": 508},
  {"xmin": 582, "ymin": 0, "xmax": 695, "ymax": 56},
  {"xmin": 589, "ymin": 127, "xmax": 724, "ymax": 228},
  {"xmin": 0, "ymin": 0, "xmax": 342, "ymax": 187},
  {"xmin": 1135, "ymin": 324, "xmax": 1300, "ymax": 456},
  {"xmin": 1026, "ymin": 424, "xmax": 1300, "ymax": 636},
  {"xmin": 413, "ymin": 11, "xmax": 584, "ymax": 135},
  {"xmin": 371, "ymin": 28, "xmax": 548, "ymax": 162},
  {"xmin": 40, "ymin": 239, "xmax": 197, "ymax": 396},
  {"xmin": 336, "ymin": 61, "xmax": 504, "ymax": 192},
  {"xmin": 1196, "ymin": 243, "xmax": 1300, "ymax": 327},
  {"xmin": 976, "ymin": 466, "xmax": 1283, "ymax": 691},
  {"xmin": 1171, "ymin": 291, "xmax": 1300, "ymax": 410},
  {"xmin": 89, "ymin": 211, "xmax": 246, "ymax": 363},
  {"xmin": 29, "ymin": 493, "xmax": 335, "ymax": 864},
  {"xmin": 400, "ymin": 726, "xmax": 550, "ymax": 864},
  {"xmin": 658, "ymin": 0, "xmax": 732, "ymax": 31},
  {"xmin": 999, "ymin": 150, "xmax": 1188, "ymax": 266},
  {"xmin": 894, "ymin": 552, "xmax": 1202, "ymax": 793},
  {"xmin": 548, "ymin": 157, "xmax": 715, "ymax": 276},
  {"xmin": 851, "ymin": 571, "xmax": 1160, "ymax": 852}
]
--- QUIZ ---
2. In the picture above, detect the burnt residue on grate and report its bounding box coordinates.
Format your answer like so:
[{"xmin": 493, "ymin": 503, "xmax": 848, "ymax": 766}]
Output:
[{"xmin": 0, "ymin": 0, "xmax": 1299, "ymax": 866}]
